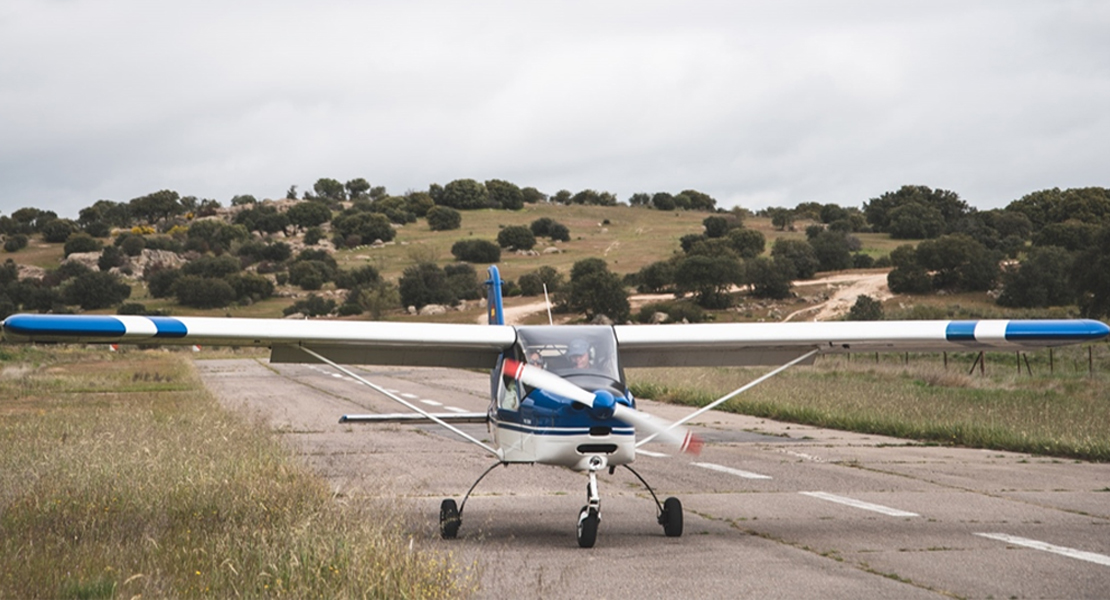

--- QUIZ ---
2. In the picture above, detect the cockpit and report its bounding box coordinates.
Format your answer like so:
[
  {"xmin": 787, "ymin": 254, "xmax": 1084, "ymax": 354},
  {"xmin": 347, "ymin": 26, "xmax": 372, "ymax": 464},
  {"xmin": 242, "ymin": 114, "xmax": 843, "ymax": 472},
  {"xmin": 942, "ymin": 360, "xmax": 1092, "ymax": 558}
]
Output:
[{"xmin": 510, "ymin": 326, "xmax": 626, "ymax": 398}]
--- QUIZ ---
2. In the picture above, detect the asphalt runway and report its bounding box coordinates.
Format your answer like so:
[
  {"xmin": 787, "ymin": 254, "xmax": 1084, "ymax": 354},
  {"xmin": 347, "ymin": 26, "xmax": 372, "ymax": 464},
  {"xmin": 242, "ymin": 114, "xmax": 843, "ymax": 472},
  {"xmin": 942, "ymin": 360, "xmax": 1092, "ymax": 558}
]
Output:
[{"xmin": 195, "ymin": 358, "xmax": 1110, "ymax": 599}]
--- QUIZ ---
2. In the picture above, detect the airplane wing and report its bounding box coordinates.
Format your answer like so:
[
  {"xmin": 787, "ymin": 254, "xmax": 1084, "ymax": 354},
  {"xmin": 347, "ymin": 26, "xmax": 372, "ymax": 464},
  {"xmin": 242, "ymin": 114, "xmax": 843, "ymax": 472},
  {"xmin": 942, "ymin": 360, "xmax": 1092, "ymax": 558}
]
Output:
[
  {"xmin": 614, "ymin": 319, "xmax": 1110, "ymax": 368},
  {"xmin": 2, "ymin": 314, "xmax": 1106, "ymax": 370},
  {"xmin": 0, "ymin": 314, "xmax": 517, "ymax": 370}
]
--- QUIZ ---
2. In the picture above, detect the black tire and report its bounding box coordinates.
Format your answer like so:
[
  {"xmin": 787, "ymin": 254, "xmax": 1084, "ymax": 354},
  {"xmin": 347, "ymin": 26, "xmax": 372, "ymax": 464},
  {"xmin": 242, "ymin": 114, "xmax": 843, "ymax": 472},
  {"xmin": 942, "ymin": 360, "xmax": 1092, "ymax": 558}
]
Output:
[
  {"xmin": 577, "ymin": 506, "xmax": 599, "ymax": 548},
  {"xmin": 661, "ymin": 497, "xmax": 683, "ymax": 537},
  {"xmin": 440, "ymin": 499, "xmax": 460, "ymax": 539}
]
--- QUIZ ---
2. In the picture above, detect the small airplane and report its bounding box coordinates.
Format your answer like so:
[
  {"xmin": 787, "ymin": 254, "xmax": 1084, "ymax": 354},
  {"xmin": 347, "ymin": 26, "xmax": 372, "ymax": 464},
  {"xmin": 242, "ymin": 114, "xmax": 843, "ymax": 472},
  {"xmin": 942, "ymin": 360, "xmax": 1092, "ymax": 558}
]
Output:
[{"xmin": 3, "ymin": 265, "xmax": 1107, "ymax": 547}]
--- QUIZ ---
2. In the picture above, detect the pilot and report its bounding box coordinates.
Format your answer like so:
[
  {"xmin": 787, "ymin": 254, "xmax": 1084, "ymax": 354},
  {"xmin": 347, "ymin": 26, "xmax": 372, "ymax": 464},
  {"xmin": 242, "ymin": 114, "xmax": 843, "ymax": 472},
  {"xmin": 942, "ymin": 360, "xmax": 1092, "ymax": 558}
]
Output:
[{"xmin": 567, "ymin": 339, "xmax": 591, "ymax": 370}]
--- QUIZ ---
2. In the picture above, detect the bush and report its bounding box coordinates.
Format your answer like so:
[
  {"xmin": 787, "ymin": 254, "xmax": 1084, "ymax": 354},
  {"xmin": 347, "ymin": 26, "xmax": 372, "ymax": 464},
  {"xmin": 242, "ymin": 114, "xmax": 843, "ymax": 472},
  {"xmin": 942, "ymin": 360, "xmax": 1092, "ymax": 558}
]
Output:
[
  {"xmin": 227, "ymin": 272, "xmax": 275, "ymax": 302},
  {"xmin": 398, "ymin": 262, "xmax": 454, "ymax": 309},
  {"xmin": 288, "ymin": 260, "xmax": 332, "ymax": 291},
  {"xmin": 145, "ymin": 267, "xmax": 181, "ymax": 298},
  {"xmin": 98, "ymin": 246, "xmax": 127, "ymax": 272},
  {"xmin": 426, "ymin": 206, "xmax": 462, "ymax": 231},
  {"xmin": 173, "ymin": 275, "xmax": 235, "ymax": 308},
  {"xmin": 637, "ymin": 301, "xmax": 708, "ymax": 324},
  {"xmin": 62, "ymin": 271, "xmax": 132, "ymax": 310},
  {"xmin": 517, "ymin": 266, "xmax": 563, "ymax": 296},
  {"xmin": 120, "ymin": 234, "xmax": 146, "ymax": 256},
  {"xmin": 847, "ymin": 295, "xmax": 884, "ymax": 320},
  {"xmin": 283, "ymin": 294, "xmax": 337, "ymax": 317},
  {"xmin": 181, "ymin": 255, "xmax": 242, "ymax": 279},
  {"xmin": 63, "ymin": 233, "xmax": 102, "ymax": 257},
  {"xmin": 497, "ymin": 226, "xmax": 535, "ymax": 251},
  {"xmin": 334, "ymin": 265, "xmax": 381, "ymax": 290},
  {"xmin": 451, "ymin": 239, "xmax": 501, "ymax": 263},
  {"xmin": 41, "ymin": 219, "xmax": 80, "ymax": 243},
  {"xmin": 3, "ymin": 234, "xmax": 29, "ymax": 252}
]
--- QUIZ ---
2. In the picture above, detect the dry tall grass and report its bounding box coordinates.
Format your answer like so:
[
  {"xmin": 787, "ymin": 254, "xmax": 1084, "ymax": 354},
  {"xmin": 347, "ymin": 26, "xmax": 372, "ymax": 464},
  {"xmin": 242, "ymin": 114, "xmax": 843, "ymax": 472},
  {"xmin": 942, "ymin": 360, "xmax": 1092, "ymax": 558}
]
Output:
[{"xmin": 0, "ymin": 346, "xmax": 474, "ymax": 599}]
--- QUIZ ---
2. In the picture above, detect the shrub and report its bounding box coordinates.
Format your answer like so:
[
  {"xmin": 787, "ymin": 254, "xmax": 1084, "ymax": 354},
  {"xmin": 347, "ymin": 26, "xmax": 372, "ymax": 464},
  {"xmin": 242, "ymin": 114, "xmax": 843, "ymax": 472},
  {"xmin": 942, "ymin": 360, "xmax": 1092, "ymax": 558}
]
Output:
[
  {"xmin": 173, "ymin": 275, "xmax": 235, "ymax": 308},
  {"xmin": 63, "ymin": 233, "xmax": 102, "ymax": 257},
  {"xmin": 426, "ymin": 206, "xmax": 462, "ymax": 231},
  {"xmin": 62, "ymin": 271, "xmax": 132, "ymax": 310},
  {"xmin": 496, "ymin": 225, "xmax": 535, "ymax": 251},
  {"xmin": 4, "ymin": 234, "xmax": 29, "ymax": 252},
  {"xmin": 288, "ymin": 260, "xmax": 332, "ymax": 291},
  {"xmin": 283, "ymin": 294, "xmax": 337, "ymax": 317},
  {"xmin": 451, "ymin": 239, "xmax": 501, "ymax": 263}
]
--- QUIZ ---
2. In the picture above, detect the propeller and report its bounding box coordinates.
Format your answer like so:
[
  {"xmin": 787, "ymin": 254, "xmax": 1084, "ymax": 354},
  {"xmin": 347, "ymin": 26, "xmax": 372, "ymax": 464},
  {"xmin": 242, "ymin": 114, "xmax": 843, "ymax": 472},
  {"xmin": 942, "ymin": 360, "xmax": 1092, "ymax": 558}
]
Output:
[{"xmin": 503, "ymin": 359, "xmax": 702, "ymax": 455}]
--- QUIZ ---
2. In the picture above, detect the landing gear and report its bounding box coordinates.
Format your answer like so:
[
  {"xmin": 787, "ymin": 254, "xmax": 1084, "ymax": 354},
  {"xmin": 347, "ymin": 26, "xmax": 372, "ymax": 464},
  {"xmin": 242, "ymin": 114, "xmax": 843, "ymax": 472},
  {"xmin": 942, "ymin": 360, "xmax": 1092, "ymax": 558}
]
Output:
[
  {"xmin": 439, "ymin": 499, "xmax": 460, "ymax": 539},
  {"xmin": 577, "ymin": 506, "xmax": 600, "ymax": 548},
  {"xmin": 577, "ymin": 459, "xmax": 604, "ymax": 547},
  {"xmin": 623, "ymin": 464, "xmax": 683, "ymax": 539},
  {"xmin": 439, "ymin": 460, "xmax": 504, "ymax": 540},
  {"xmin": 659, "ymin": 496, "xmax": 683, "ymax": 537}
]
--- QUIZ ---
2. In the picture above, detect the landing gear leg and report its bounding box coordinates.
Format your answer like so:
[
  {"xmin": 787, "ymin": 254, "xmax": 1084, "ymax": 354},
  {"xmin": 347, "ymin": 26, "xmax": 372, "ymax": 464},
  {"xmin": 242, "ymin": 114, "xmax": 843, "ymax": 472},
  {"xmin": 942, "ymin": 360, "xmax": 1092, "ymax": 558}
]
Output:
[
  {"xmin": 576, "ymin": 458, "xmax": 603, "ymax": 548},
  {"xmin": 440, "ymin": 460, "xmax": 504, "ymax": 539},
  {"xmin": 622, "ymin": 464, "xmax": 683, "ymax": 538}
]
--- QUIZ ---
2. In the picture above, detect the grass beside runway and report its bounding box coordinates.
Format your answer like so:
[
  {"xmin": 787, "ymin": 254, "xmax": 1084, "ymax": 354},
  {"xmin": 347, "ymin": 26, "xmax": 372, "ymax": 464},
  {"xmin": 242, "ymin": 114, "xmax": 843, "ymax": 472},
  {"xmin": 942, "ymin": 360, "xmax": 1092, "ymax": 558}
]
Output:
[
  {"xmin": 629, "ymin": 345, "xmax": 1110, "ymax": 462},
  {"xmin": 0, "ymin": 346, "xmax": 475, "ymax": 599}
]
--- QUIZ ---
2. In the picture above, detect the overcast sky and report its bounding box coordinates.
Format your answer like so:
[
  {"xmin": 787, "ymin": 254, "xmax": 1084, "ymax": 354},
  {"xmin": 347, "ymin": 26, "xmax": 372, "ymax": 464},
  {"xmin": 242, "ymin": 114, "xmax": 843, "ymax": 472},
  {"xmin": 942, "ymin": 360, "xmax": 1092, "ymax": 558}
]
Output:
[{"xmin": 2, "ymin": 0, "xmax": 1108, "ymax": 218}]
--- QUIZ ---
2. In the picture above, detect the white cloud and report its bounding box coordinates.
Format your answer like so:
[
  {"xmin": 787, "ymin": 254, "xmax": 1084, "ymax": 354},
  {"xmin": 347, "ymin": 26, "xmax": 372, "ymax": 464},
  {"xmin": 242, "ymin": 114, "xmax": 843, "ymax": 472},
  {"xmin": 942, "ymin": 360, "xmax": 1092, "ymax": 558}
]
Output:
[{"xmin": 1, "ymin": 0, "xmax": 1108, "ymax": 216}]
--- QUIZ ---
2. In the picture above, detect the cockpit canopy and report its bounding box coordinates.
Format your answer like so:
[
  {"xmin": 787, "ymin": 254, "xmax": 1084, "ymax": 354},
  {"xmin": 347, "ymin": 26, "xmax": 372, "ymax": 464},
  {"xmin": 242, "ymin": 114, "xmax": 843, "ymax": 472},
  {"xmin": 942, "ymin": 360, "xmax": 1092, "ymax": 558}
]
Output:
[{"xmin": 515, "ymin": 325, "xmax": 622, "ymax": 383}]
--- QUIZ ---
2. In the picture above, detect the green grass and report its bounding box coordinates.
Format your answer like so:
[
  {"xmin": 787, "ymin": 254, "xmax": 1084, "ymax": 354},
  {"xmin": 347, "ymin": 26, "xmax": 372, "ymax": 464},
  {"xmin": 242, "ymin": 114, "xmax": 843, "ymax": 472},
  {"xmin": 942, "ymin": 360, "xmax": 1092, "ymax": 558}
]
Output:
[
  {"xmin": 628, "ymin": 344, "xmax": 1110, "ymax": 462},
  {"xmin": 0, "ymin": 346, "xmax": 474, "ymax": 599}
]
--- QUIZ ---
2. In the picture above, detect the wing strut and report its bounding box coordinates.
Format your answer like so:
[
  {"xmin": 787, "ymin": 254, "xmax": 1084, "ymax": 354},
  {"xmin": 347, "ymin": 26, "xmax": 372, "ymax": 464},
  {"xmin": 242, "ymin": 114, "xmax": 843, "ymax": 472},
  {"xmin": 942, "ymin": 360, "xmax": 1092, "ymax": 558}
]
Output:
[
  {"xmin": 295, "ymin": 345, "xmax": 502, "ymax": 459},
  {"xmin": 636, "ymin": 348, "xmax": 820, "ymax": 447}
]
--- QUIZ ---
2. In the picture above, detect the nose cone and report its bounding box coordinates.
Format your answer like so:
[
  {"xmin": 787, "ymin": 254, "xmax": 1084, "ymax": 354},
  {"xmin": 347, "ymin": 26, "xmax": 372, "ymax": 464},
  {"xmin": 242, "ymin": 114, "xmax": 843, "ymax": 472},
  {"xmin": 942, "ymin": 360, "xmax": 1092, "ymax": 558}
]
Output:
[{"xmin": 591, "ymin": 390, "xmax": 616, "ymax": 420}]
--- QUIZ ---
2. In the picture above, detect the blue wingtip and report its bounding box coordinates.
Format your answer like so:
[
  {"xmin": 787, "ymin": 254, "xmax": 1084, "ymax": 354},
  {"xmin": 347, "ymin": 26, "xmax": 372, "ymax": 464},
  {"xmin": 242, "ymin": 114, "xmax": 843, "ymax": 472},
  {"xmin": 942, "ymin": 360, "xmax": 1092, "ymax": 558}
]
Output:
[{"xmin": 1005, "ymin": 319, "xmax": 1110, "ymax": 343}]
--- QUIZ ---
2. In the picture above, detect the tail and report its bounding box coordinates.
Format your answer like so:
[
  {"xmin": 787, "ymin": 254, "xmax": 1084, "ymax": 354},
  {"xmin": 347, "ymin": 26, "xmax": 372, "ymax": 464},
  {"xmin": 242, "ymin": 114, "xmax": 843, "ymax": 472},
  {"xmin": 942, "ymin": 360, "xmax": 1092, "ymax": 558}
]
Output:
[{"xmin": 484, "ymin": 265, "xmax": 505, "ymax": 325}]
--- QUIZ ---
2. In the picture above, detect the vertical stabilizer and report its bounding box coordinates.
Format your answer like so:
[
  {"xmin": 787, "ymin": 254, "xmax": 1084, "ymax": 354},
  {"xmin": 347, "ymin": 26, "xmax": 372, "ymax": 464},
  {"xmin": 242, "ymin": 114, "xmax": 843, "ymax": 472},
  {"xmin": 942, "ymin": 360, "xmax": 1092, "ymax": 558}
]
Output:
[{"xmin": 485, "ymin": 265, "xmax": 505, "ymax": 325}]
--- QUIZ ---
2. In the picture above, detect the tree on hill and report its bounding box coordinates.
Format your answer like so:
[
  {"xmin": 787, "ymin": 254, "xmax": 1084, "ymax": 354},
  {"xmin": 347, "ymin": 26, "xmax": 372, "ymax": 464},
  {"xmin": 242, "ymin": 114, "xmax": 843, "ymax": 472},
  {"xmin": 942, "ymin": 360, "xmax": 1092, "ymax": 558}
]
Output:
[
  {"xmin": 451, "ymin": 239, "xmax": 501, "ymax": 263},
  {"xmin": 62, "ymin": 271, "xmax": 131, "ymax": 310},
  {"xmin": 863, "ymin": 185, "xmax": 969, "ymax": 237},
  {"xmin": 287, "ymin": 201, "xmax": 332, "ymax": 230},
  {"xmin": 129, "ymin": 190, "xmax": 184, "ymax": 225},
  {"xmin": 997, "ymin": 246, "xmax": 1076, "ymax": 308},
  {"xmin": 1071, "ymin": 224, "xmax": 1110, "ymax": 318},
  {"xmin": 560, "ymin": 259, "xmax": 629, "ymax": 322},
  {"xmin": 497, "ymin": 226, "xmax": 535, "ymax": 251},
  {"xmin": 439, "ymin": 179, "xmax": 489, "ymax": 210},
  {"xmin": 673, "ymin": 254, "xmax": 743, "ymax": 309},
  {"xmin": 486, "ymin": 179, "xmax": 524, "ymax": 210},
  {"xmin": 426, "ymin": 206, "xmax": 462, "ymax": 231}
]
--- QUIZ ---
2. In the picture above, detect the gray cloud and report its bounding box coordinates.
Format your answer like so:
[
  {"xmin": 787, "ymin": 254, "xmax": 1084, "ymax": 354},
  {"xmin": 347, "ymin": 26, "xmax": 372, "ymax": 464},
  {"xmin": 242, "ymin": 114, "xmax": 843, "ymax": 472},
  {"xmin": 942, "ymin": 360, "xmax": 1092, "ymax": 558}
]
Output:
[{"xmin": 2, "ymin": 0, "xmax": 1108, "ymax": 217}]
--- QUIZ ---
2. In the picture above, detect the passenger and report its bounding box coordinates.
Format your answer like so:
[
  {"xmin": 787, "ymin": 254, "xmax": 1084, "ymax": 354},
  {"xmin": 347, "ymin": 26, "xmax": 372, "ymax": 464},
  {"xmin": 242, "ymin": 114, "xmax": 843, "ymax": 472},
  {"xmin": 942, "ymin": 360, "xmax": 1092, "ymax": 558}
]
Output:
[{"xmin": 527, "ymin": 349, "xmax": 545, "ymax": 368}]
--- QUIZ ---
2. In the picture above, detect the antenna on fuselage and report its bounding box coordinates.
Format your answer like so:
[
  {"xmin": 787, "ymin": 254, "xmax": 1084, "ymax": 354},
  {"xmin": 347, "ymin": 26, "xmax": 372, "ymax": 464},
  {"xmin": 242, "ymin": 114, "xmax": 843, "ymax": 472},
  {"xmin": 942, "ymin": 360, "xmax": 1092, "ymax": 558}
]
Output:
[{"xmin": 543, "ymin": 283, "xmax": 553, "ymax": 325}]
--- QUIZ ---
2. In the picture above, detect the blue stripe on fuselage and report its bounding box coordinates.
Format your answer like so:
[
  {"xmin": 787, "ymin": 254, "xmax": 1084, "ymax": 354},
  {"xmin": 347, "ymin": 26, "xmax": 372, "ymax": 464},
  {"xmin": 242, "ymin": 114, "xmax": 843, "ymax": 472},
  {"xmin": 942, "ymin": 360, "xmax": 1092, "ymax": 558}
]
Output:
[{"xmin": 494, "ymin": 420, "xmax": 635, "ymax": 436}]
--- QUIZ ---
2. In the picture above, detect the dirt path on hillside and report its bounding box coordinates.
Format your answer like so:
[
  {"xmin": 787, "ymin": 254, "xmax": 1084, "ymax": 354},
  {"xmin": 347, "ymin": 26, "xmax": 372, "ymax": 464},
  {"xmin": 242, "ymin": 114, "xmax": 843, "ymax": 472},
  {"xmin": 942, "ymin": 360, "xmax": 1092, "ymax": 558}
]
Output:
[
  {"xmin": 782, "ymin": 272, "xmax": 893, "ymax": 322},
  {"xmin": 481, "ymin": 271, "xmax": 893, "ymax": 325}
]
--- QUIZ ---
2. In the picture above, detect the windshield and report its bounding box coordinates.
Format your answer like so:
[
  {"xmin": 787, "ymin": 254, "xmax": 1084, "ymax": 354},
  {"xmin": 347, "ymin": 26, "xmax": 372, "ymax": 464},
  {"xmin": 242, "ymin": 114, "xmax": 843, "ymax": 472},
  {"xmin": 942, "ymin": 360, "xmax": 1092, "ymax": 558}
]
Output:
[{"xmin": 515, "ymin": 325, "xmax": 621, "ymax": 382}]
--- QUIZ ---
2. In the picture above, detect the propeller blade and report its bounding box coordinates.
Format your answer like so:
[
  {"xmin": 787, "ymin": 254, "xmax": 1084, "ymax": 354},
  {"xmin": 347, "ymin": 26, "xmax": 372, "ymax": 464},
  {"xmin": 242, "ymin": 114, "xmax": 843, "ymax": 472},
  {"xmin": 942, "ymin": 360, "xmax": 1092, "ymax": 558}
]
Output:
[{"xmin": 502, "ymin": 359, "xmax": 702, "ymax": 455}]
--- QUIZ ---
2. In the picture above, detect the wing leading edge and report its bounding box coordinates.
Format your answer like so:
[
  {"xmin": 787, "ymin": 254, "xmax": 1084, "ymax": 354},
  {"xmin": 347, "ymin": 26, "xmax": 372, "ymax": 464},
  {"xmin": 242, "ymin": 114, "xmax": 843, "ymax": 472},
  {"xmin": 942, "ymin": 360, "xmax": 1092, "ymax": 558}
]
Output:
[
  {"xmin": 3, "ymin": 314, "xmax": 1106, "ymax": 370},
  {"xmin": 614, "ymin": 319, "xmax": 1110, "ymax": 368}
]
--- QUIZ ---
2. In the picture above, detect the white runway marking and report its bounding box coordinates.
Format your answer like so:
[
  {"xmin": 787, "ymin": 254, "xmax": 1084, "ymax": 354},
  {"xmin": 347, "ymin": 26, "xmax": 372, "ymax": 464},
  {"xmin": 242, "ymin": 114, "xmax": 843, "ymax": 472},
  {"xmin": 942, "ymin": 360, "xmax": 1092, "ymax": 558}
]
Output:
[
  {"xmin": 800, "ymin": 491, "xmax": 919, "ymax": 517},
  {"xmin": 975, "ymin": 533, "xmax": 1110, "ymax": 567},
  {"xmin": 692, "ymin": 462, "xmax": 772, "ymax": 480},
  {"xmin": 444, "ymin": 406, "xmax": 470, "ymax": 413},
  {"xmin": 400, "ymin": 393, "xmax": 418, "ymax": 399},
  {"xmin": 635, "ymin": 450, "xmax": 669, "ymax": 458},
  {"xmin": 420, "ymin": 399, "xmax": 442, "ymax": 406}
]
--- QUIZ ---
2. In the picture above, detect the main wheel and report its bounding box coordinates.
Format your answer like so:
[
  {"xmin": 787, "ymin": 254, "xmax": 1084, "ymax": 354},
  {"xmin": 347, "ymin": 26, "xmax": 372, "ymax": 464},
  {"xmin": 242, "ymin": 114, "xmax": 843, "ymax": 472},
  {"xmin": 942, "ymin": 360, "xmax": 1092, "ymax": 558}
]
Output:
[
  {"xmin": 660, "ymin": 497, "xmax": 683, "ymax": 537},
  {"xmin": 576, "ymin": 506, "xmax": 599, "ymax": 548},
  {"xmin": 440, "ymin": 499, "xmax": 460, "ymax": 539}
]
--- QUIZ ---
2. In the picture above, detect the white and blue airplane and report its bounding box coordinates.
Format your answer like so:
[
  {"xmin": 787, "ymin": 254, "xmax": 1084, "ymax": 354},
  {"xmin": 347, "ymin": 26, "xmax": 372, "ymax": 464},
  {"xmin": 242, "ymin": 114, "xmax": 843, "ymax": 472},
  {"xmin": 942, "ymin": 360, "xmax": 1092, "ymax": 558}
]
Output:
[{"xmin": 3, "ymin": 265, "xmax": 1107, "ymax": 547}]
